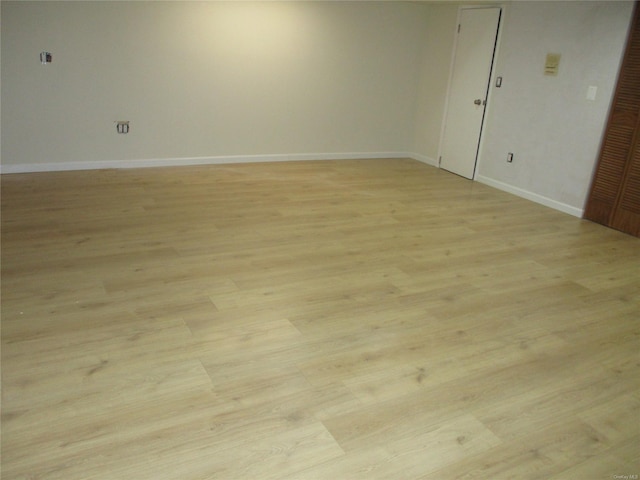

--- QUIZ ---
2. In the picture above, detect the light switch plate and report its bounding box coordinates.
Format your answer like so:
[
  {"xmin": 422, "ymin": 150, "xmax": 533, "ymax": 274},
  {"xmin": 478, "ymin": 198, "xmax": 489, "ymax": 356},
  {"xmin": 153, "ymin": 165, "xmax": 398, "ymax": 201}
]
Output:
[{"xmin": 587, "ymin": 86, "xmax": 597, "ymax": 101}]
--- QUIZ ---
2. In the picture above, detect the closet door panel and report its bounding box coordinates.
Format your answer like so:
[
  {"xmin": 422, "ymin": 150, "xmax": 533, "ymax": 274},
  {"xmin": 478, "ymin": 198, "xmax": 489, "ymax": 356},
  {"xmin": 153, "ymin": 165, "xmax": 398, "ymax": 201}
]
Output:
[
  {"xmin": 585, "ymin": 2, "xmax": 640, "ymax": 237},
  {"xmin": 585, "ymin": 121, "xmax": 636, "ymax": 223}
]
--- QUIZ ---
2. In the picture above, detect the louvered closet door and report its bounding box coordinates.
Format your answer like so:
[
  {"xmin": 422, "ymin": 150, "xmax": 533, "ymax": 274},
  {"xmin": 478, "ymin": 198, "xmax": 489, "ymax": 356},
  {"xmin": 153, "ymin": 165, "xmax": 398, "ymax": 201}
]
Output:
[
  {"xmin": 585, "ymin": 2, "xmax": 640, "ymax": 237},
  {"xmin": 611, "ymin": 126, "xmax": 640, "ymax": 235}
]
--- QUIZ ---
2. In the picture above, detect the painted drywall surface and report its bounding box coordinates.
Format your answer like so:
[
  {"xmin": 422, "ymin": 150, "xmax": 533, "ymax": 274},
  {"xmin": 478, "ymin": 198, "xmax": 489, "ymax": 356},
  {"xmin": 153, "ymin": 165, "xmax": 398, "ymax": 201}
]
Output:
[
  {"xmin": 478, "ymin": 1, "xmax": 635, "ymax": 213},
  {"xmin": 1, "ymin": 1, "xmax": 430, "ymax": 167},
  {"xmin": 412, "ymin": 3, "xmax": 459, "ymax": 163}
]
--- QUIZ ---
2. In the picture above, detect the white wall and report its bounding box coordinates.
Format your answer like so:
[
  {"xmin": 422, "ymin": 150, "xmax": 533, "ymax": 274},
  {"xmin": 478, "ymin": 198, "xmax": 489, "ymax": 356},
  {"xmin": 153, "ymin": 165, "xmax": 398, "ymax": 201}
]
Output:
[
  {"xmin": 1, "ymin": 1, "xmax": 435, "ymax": 171},
  {"xmin": 3, "ymin": 1, "xmax": 634, "ymax": 220},
  {"xmin": 477, "ymin": 1, "xmax": 635, "ymax": 216},
  {"xmin": 412, "ymin": 3, "xmax": 459, "ymax": 164}
]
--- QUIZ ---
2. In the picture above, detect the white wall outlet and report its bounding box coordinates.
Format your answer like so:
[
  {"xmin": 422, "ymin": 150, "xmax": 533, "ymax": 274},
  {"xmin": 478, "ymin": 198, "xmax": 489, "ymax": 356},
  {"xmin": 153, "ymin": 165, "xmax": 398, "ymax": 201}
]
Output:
[{"xmin": 116, "ymin": 121, "xmax": 130, "ymax": 134}]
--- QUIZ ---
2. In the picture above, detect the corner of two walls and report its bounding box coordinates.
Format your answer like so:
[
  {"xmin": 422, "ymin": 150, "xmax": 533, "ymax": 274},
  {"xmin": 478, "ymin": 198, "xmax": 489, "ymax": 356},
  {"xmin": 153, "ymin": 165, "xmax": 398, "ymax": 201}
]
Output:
[
  {"xmin": 411, "ymin": 3, "xmax": 460, "ymax": 167},
  {"xmin": 3, "ymin": 1, "xmax": 634, "ymax": 221}
]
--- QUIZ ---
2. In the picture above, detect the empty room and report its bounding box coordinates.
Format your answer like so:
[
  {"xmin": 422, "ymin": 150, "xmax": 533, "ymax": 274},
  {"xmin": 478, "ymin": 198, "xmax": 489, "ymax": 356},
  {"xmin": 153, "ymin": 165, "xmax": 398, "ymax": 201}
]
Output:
[{"xmin": 1, "ymin": 1, "xmax": 639, "ymax": 479}]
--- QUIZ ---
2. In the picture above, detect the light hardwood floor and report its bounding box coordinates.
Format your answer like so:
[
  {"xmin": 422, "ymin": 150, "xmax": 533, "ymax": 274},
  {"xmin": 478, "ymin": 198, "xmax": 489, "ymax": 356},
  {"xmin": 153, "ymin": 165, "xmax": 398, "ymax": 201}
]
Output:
[{"xmin": 1, "ymin": 158, "xmax": 639, "ymax": 479}]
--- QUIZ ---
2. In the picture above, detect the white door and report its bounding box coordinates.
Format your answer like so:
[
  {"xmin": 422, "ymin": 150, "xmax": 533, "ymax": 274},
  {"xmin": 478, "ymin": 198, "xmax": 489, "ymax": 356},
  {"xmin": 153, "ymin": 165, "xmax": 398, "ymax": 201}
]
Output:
[{"xmin": 439, "ymin": 7, "xmax": 501, "ymax": 179}]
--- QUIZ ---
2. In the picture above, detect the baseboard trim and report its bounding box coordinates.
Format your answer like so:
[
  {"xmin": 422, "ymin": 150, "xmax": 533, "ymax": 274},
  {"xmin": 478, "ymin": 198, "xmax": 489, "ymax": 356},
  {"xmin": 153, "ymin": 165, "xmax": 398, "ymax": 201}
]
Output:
[
  {"xmin": 0, "ymin": 151, "xmax": 423, "ymax": 174},
  {"xmin": 408, "ymin": 153, "xmax": 438, "ymax": 167},
  {"xmin": 476, "ymin": 175, "xmax": 584, "ymax": 218},
  {"xmin": 0, "ymin": 155, "xmax": 582, "ymax": 218}
]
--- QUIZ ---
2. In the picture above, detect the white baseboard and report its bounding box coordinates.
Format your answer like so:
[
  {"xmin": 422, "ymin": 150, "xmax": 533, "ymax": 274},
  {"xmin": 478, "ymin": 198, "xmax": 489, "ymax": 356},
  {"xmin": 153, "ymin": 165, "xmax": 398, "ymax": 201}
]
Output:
[
  {"xmin": 407, "ymin": 153, "xmax": 438, "ymax": 167},
  {"xmin": 476, "ymin": 175, "xmax": 584, "ymax": 218},
  {"xmin": 0, "ymin": 151, "xmax": 421, "ymax": 174},
  {"xmin": 0, "ymin": 154, "xmax": 582, "ymax": 218}
]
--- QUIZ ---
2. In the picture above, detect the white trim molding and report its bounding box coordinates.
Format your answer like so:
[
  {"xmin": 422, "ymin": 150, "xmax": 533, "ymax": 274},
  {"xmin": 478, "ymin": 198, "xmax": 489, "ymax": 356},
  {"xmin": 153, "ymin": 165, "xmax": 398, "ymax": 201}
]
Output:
[
  {"xmin": 0, "ymin": 152, "xmax": 583, "ymax": 218},
  {"xmin": 0, "ymin": 152, "xmax": 421, "ymax": 174},
  {"xmin": 408, "ymin": 153, "xmax": 438, "ymax": 167},
  {"xmin": 476, "ymin": 175, "xmax": 584, "ymax": 218}
]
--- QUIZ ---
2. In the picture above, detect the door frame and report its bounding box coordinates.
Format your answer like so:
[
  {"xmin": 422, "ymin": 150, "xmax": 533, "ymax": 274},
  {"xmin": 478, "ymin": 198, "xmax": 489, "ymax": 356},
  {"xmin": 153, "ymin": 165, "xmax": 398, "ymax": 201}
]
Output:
[{"xmin": 437, "ymin": 4, "xmax": 506, "ymax": 180}]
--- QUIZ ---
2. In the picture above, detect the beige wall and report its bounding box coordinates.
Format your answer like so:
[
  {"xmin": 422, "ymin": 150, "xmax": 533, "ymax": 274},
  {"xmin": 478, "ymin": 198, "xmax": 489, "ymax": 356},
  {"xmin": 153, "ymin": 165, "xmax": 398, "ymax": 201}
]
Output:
[
  {"xmin": 1, "ymin": 1, "xmax": 454, "ymax": 171},
  {"xmin": 477, "ymin": 1, "xmax": 635, "ymax": 215},
  {"xmin": 412, "ymin": 3, "xmax": 458, "ymax": 163},
  {"xmin": 3, "ymin": 1, "xmax": 634, "ymax": 218}
]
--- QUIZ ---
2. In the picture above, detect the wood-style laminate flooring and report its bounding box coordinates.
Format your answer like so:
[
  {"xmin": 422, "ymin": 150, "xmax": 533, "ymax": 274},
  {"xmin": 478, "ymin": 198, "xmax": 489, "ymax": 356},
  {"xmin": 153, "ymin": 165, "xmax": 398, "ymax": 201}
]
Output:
[{"xmin": 1, "ymin": 159, "xmax": 639, "ymax": 479}]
